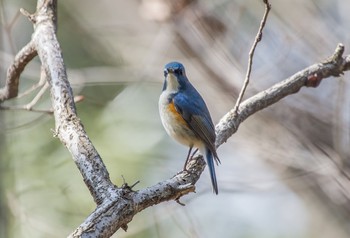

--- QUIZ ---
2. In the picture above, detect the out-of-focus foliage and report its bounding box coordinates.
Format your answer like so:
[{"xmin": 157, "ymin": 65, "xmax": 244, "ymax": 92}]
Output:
[{"xmin": 1, "ymin": 0, "xmax": 350, "ymax": 237}]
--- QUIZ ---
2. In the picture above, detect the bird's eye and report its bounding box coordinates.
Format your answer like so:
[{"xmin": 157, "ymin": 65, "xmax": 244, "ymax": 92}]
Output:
[
  {"xmin": 174, "ymin": 69, "xmax": 182, "ymax": 75},
  {"xmin": 164, "ymin": 70, "xmax": 168, "ymax": 77}
]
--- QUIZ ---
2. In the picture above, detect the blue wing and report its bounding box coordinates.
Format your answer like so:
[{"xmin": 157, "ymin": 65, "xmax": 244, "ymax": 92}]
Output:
[
  {"xmin": 173, "ymin": 88, "xmax": 220, "ymax": 194},
  {"xmin": 172, "ymin": 88, "xmax": 220, "ymax": 164}
]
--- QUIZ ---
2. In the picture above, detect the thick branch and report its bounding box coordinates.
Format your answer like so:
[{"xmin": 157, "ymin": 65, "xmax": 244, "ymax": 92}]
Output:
[
  {"xmin": 31, "ymin": 0, "xmax": 113, "ymax": 205},
  {"xmin": 70, "ymin": 164, "xmax": 201, "ymax": 237}
]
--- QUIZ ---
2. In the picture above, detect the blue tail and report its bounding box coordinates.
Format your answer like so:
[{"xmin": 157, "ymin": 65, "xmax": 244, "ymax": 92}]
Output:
[{"xmin": 205, "ymin": 148, "xmax": 218, "ymax": 194}]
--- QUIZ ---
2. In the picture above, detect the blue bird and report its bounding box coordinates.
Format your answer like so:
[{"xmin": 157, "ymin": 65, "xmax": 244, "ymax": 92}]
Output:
[{"xmin": 159, "ymin": 61, "xmax": 220, "ymax": 194}]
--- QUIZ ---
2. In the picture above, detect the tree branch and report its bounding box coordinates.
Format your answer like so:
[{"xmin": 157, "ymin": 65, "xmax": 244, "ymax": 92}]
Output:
[
  {"xmin": 30, "ymin": 0, "xmax": 114, "ymax": 205},
  {"xmin": 3, "ymin": 0, "xmax": 350, "ymax": 237},
  {"xmin": 0, "ymin": 41, "xmax": 37, "ymax": 102},
  {"xmin": 233, "ymin": 0, "xmax": 271, "ymax": 114},
  {"xmin": 216, "ymin": 43, "xmax": 350, "ymax": 146},
  {"xmin": 68, "ymin": 44, "xmax": 350, "ymax": 237}
]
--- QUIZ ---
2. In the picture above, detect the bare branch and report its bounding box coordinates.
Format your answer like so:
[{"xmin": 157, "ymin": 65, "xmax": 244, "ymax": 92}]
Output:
[
  {"xmin": 30, "ymin": 0, "xmax": 113, "ymax": 205},
  {"xmin": 216, "ymin": 43, "xmax": 350, "ymax": 147},
  {"xmin": 17, "ymin": 67, "xmax": 47, "ymax": 98},
  {"xmin": 20, "ymin": 8, "xmax": 36, "ymax": 24},
  {"xmin": 69, "ymin": 45, "xmax": 350, "ymax": 237},
  {"xmin": 0, "ymin": 41, "xmax": 37, "ymax": 102},
  {"xmin": 4, "ymin": 0, "xmax": 350, "ymax": 237},
  {"xmin": 0, "ymin": 105, "xmax": 53, "ymax": 114},
  {"xmin": 70, "ymin": 170, "xmax": 198, "ymax": 237},
  {"xmin": 24, "ymin": 81, "xmax": 49, "ymax": 110},
  {"xmin": 233, "ymin": 0, "xmax": 272, "ymax": 114}
]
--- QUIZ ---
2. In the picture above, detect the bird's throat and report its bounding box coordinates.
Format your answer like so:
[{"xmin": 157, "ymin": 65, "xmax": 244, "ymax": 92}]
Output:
[{"xmin": 165, "ymin": 73, "xmax": 180, "ymax": 93}]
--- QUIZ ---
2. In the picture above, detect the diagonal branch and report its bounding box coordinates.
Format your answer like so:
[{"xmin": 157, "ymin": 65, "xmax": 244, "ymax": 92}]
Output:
[
  {"xmin": 31, "ymin": 0, "xmax": 114, "ymax": 205},
  {"xmin": 0, "ymin": 68, "xmax": 51, "ymax": 113},
  {"xmin": 216, "ymin": 43, "xmax": 350, "ymax": 146},
  {"xmin": 0, "ymin": 41, "xmax": 37, "ymax": 102}
]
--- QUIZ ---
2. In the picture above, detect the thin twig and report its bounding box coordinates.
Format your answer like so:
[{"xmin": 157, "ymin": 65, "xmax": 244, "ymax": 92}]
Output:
[
  {"xmin": 0, "ymin": 105, "xmax": 53, "ymax": 114},
  {"xmin": 233, "ymin": 0, "xmax": 271, "ymax": 115},
  {"xmin": 24, "ymin": 67, "xmax": 49, "ymax": 109},
  {"xmin": 20, "ymin": 8, "xmax": 36, "ymax": 23},
  {"xmin": 25, "ymin": 81, "xmax": 49, "ymax": 110},
  {"xmin": 17, "ymin": 71, "xmax": 47, "ymax": 98}
]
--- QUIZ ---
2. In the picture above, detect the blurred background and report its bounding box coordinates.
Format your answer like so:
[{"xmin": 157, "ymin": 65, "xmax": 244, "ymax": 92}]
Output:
[{"xmin": 1, "ymin": 0, "xmax": 350, "ymax": 237}]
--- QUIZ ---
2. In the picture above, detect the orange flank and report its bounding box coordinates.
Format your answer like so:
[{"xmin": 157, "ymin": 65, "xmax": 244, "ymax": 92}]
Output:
[{"xmin": 167, "ymin": 101, "xmax": 187, "ymax": 126}]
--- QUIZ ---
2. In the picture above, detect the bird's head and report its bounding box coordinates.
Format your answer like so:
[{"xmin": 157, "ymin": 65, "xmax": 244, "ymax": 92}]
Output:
[{"xmin": 162, "ymin": 61, "xmax": 188, "ymax": 92}]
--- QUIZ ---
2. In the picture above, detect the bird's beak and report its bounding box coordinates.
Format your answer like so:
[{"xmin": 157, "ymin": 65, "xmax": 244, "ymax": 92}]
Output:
[{"xmin": 167, "ymin": 68, "xmax": 174, "ymax": 74}]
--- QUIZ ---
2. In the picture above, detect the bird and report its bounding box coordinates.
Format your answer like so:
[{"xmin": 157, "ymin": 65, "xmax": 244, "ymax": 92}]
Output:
[{"xmin": 159, "ymin": 61, "xmax": 220, "ymax": 194}]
